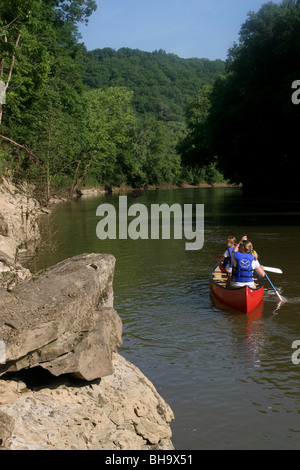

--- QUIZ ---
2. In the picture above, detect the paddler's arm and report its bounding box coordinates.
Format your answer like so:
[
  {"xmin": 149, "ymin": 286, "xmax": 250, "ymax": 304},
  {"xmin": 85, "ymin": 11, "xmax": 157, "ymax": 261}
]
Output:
[{"xmin": 255, "ymin": 264, "xmax": 265, "ymax": 278}]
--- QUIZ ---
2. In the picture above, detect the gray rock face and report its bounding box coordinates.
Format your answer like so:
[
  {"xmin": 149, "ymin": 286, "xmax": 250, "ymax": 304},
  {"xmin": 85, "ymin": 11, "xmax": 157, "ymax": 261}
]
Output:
[
  {"xmin": 0, "ymin": 180, "xmax": 175, "ymax": 450},
  {"xmin": 0, "ymin": 177, "xmax": 41, "ymax": 260},
  {"xmin": 0, "ymin": 353, "xmax": 174, "ymax": 450},
  {"xmin": 0, "ymin": 253, "xmax": 122, "ymax": 381},
  {"xmin": 0, "ymin": 216, "xmax": 8, "ymax": 236}
]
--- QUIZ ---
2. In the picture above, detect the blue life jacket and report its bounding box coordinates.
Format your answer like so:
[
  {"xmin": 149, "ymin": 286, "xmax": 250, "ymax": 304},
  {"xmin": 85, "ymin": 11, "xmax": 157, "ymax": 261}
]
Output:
[
  {"xmin": 224, "ymin": 246, "xmax": 234, "ymax": 268},
  {"xmin": 233, "ymin": 251, "xmax": 255, "ymax": 283}
]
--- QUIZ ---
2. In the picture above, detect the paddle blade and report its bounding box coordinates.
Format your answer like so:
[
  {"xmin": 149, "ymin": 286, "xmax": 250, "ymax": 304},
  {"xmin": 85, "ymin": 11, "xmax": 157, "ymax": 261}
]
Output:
[
  {"xmin": 275, "ymin": 291, "xmax": 287, "ymax": 303},
  {"xmin": 265, "ymin": 273, "xmax": 287, "ymax": 303},
  {"xmin": 264, "ymin": 267, "xmax": 283, "ymax": 274}
]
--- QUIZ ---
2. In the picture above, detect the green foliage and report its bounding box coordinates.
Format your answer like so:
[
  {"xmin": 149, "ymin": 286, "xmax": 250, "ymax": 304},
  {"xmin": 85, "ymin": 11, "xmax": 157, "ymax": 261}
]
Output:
[
  {"xmin": 131, "ymin": 117, "xmax": 182, "ymax": 186},
  {"xmin": 80, "ymin": 48, "xmax": 225, "ymax": 186},
  {"xmin": 0, "ymin": 144, "xmax": 14, "ymax": 175},
  {"xmin": 53, "ymin": 0, "xmax": 97, "ymax": 24},
  {"xmin": 180, "ymin": 161, "xmax": 227, "ymax": 186},
  {"xmin": 72, "ymin": 87, "xmax": 138, "ymax": 190},
  {"xmin": 0, "ymin": 0, "xmax": 92, "ymax": 199},
  {"xmin": 80, "ymin": 47, "xmax": 225, "ymax": 123},
  {"xmin": 177, "ymin": 85, "xmax": 213, "ymax": 168},
  {"xmin": 205, "ymin": 0, "xmax": 300, "ymax": 194},
  {"xmin": 0, "ymin": 0, "xmax": 226, "ymax": 194}
]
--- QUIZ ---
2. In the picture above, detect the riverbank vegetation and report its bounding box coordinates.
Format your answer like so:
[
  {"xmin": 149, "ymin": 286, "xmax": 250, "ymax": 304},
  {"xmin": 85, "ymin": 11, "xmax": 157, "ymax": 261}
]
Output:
[
  {"xmin": 0, "ymin": 0, "xmax": 225, "ymax": 204},
  {"xmin": 182, "ymin": 0, "xmax": 300, "ymax": 196},
  {"xmin": 1, "ymin": 0, "xmax": 299, "ymax": 202}
]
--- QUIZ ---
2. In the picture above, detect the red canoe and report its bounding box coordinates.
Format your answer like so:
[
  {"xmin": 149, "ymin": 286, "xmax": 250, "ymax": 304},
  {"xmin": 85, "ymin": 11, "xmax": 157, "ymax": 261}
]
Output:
[{"xmin": 209, "ymin": 262, "xmax": 264, "ymax": 314}]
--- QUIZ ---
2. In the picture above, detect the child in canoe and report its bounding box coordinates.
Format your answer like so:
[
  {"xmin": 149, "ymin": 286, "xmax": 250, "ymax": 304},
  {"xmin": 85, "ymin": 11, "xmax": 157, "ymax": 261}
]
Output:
[
  {"xmin": 219, "ymin": 236, "xmax": 237, "ymax": 274},
  {"xmin": 220, "ymin": 235, "xmax": 248, "ymax": 273},
  {"xmin": 231, "ymin": 239, "xmax": 265, "ymax": 288}
]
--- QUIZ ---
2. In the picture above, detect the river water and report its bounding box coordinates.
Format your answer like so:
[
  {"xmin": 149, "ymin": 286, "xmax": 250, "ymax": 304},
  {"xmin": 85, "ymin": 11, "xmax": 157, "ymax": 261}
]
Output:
[{"xmin": 27, "ymin": 187, "xmax": 300, "ymax": 450}]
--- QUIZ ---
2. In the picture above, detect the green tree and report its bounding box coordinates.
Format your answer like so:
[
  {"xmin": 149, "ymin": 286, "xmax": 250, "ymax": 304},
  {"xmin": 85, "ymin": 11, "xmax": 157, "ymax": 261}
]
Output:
[
  {"xmin": 71, "ymin": 87, "xmax": 137, "ymax": 192},
  {"xmin": 0, "ymin": 0, "xmax": 37, "ymax": 124},
  {"xmin": 206, "ymin": 0, "xmax": 300, "ymax": 194},
  {"xmin": 53, "ymin": 0, "xmax": 97, "ymax": 24},
  {"xmin": 0, "ymin": 0, "xmax": 95, "ymax": 198},
  {"xmin": 177, "ymin": 85, "xmax": 213, "ymax": 168},
  {"xmin": 80, "ymin": 47, "xmax": 225, "ymax": 123},
  {"xmin": 129, "ymin": 117, "xmax": 183, "ymax": 187}
]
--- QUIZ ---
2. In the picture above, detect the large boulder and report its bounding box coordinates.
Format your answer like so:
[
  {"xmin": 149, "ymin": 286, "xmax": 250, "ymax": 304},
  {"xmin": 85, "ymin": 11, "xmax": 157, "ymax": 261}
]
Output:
[
  {"xmin": 0, "ymin": 353, "xmax": 174, "ymax": 450},
  {"xmin": 0, "ymin": 253, "xmax": 122, "ymax": 381},
  {"xmin": 0, "ymin": 177, "xmax": 175, "ymax": 449}
]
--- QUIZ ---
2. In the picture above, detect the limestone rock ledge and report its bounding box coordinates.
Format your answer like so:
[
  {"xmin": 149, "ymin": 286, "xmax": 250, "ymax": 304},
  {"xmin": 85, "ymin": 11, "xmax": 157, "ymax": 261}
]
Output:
[
  {"xmin": 0, "ymin": 253, "xmax": 122, "ymax": 381},
  {"xmin": 0, "ymin": 179, "xmax": 175, "ymax": 450},
  {"xmin": 0, "ymin": 252, "xmax": 174, "ymax": 449},
  {"xmin": 0, "ymin": 353, "xmax": 174, "ymax": 450}
]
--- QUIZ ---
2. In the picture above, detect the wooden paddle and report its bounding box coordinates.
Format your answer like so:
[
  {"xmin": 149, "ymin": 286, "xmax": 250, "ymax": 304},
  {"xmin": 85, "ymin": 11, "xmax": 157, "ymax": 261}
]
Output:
[{"xmin": 264, "ymin": 272, "xmax": 287, "ymax": 303}]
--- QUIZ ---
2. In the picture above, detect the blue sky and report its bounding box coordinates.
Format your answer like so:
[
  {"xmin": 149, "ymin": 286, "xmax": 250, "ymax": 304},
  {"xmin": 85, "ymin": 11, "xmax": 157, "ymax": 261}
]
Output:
[{"xmin": 78, "ymin": 0, "xmax": 281, "ymax": 60}]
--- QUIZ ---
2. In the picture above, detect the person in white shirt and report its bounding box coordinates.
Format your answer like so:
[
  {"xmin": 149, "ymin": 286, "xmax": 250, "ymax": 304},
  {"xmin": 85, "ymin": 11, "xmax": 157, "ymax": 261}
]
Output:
[{"xmin": 220, "ymin": 236, "xmax": 237, "ymax": 274}]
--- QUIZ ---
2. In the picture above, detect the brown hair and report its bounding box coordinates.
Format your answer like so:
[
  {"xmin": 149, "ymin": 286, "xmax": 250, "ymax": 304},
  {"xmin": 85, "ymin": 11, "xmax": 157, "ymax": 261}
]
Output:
[
  {"xmin": 226, "ymin": 236, "xmax": 237, "ymax": 245},
  {"xmin": 242, "ymin": 240, "xmax": 258, "ymax": 260}
]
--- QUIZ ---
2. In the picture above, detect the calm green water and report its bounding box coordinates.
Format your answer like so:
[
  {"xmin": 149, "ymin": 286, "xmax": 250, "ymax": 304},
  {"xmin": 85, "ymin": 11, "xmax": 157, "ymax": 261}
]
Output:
[{"xmin": 26, "ymin": 187, "xmax": 300, "ymax": 450}]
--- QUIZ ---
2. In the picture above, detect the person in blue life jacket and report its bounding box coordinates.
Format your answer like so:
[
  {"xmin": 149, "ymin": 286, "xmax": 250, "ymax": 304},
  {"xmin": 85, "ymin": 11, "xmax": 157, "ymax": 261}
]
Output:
[
  {"xmin": 231, "ymin": 239, "xmax": 265, "ymax": 288},
  {"xmin": 220, "ymin": 236, "xmax": 237, "ymax": 274},
  {"xmin": 220, "ymin": 235, "xmax": 248, "ymax": 274}
]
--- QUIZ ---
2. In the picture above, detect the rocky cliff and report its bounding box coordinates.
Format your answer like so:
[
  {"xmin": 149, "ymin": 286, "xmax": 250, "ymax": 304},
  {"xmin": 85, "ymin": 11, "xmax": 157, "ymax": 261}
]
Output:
[
  {"xmin": 0, "ymin": 352, "xmax": 174, "ymax": 450},
  {"xmin": 0, "ymin": 178, "xmax": 174, "ymax": 450},
  {"xmin": 0, "ymin": 177, "xmax": 39, "ymax": 290}
]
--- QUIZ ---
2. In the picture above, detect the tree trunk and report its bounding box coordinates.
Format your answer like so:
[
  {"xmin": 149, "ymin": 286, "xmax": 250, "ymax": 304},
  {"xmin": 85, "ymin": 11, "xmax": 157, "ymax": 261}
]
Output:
[
  {"xmin": 0, "ymin": 29, "xmax": 22, "ymax": 125},
  {"xmin": 71, "ymin": 158, "xmax": 93, "ymax": 195}
]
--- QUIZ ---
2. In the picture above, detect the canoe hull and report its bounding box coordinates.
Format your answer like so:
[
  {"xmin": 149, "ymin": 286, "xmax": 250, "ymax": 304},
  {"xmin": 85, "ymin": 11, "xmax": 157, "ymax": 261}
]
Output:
[{"xmin": 209, "ymin": 263, "xmax": 264, "ymax": 314}]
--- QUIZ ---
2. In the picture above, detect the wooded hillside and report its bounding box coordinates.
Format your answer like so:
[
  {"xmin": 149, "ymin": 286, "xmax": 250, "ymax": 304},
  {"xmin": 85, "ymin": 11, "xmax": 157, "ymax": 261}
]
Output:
[
  {"xmin": 0, "ymin": 0, "xmax": 226, "ymax": 202},
  {"xmin": 81, "ymin": 48, "xmax": 225, "ymax": 123},
  {"xmin": 2, "ymin": 0, "xmax": 299, "ymax": 200}
]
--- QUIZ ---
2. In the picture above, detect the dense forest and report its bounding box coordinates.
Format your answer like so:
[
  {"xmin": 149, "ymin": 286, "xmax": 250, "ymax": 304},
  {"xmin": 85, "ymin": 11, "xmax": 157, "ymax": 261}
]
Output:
[
  {"xmin": 183, "ymin": 0, "xmax": 300, "ymax": 196},
  {"xmin": 1, "ymin": 0, "xmax": 300, "ymax": 201},
  {"xmin": 81, "ymin": 48, "xmax": 225, "ymax": 123},
  {"xmin": 0, "ymin": 0, "xmax": 225, "ymax": 203},
  {"xmin": 80, "ymin": 47, "xmax": 226, "ymax": 188}
]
